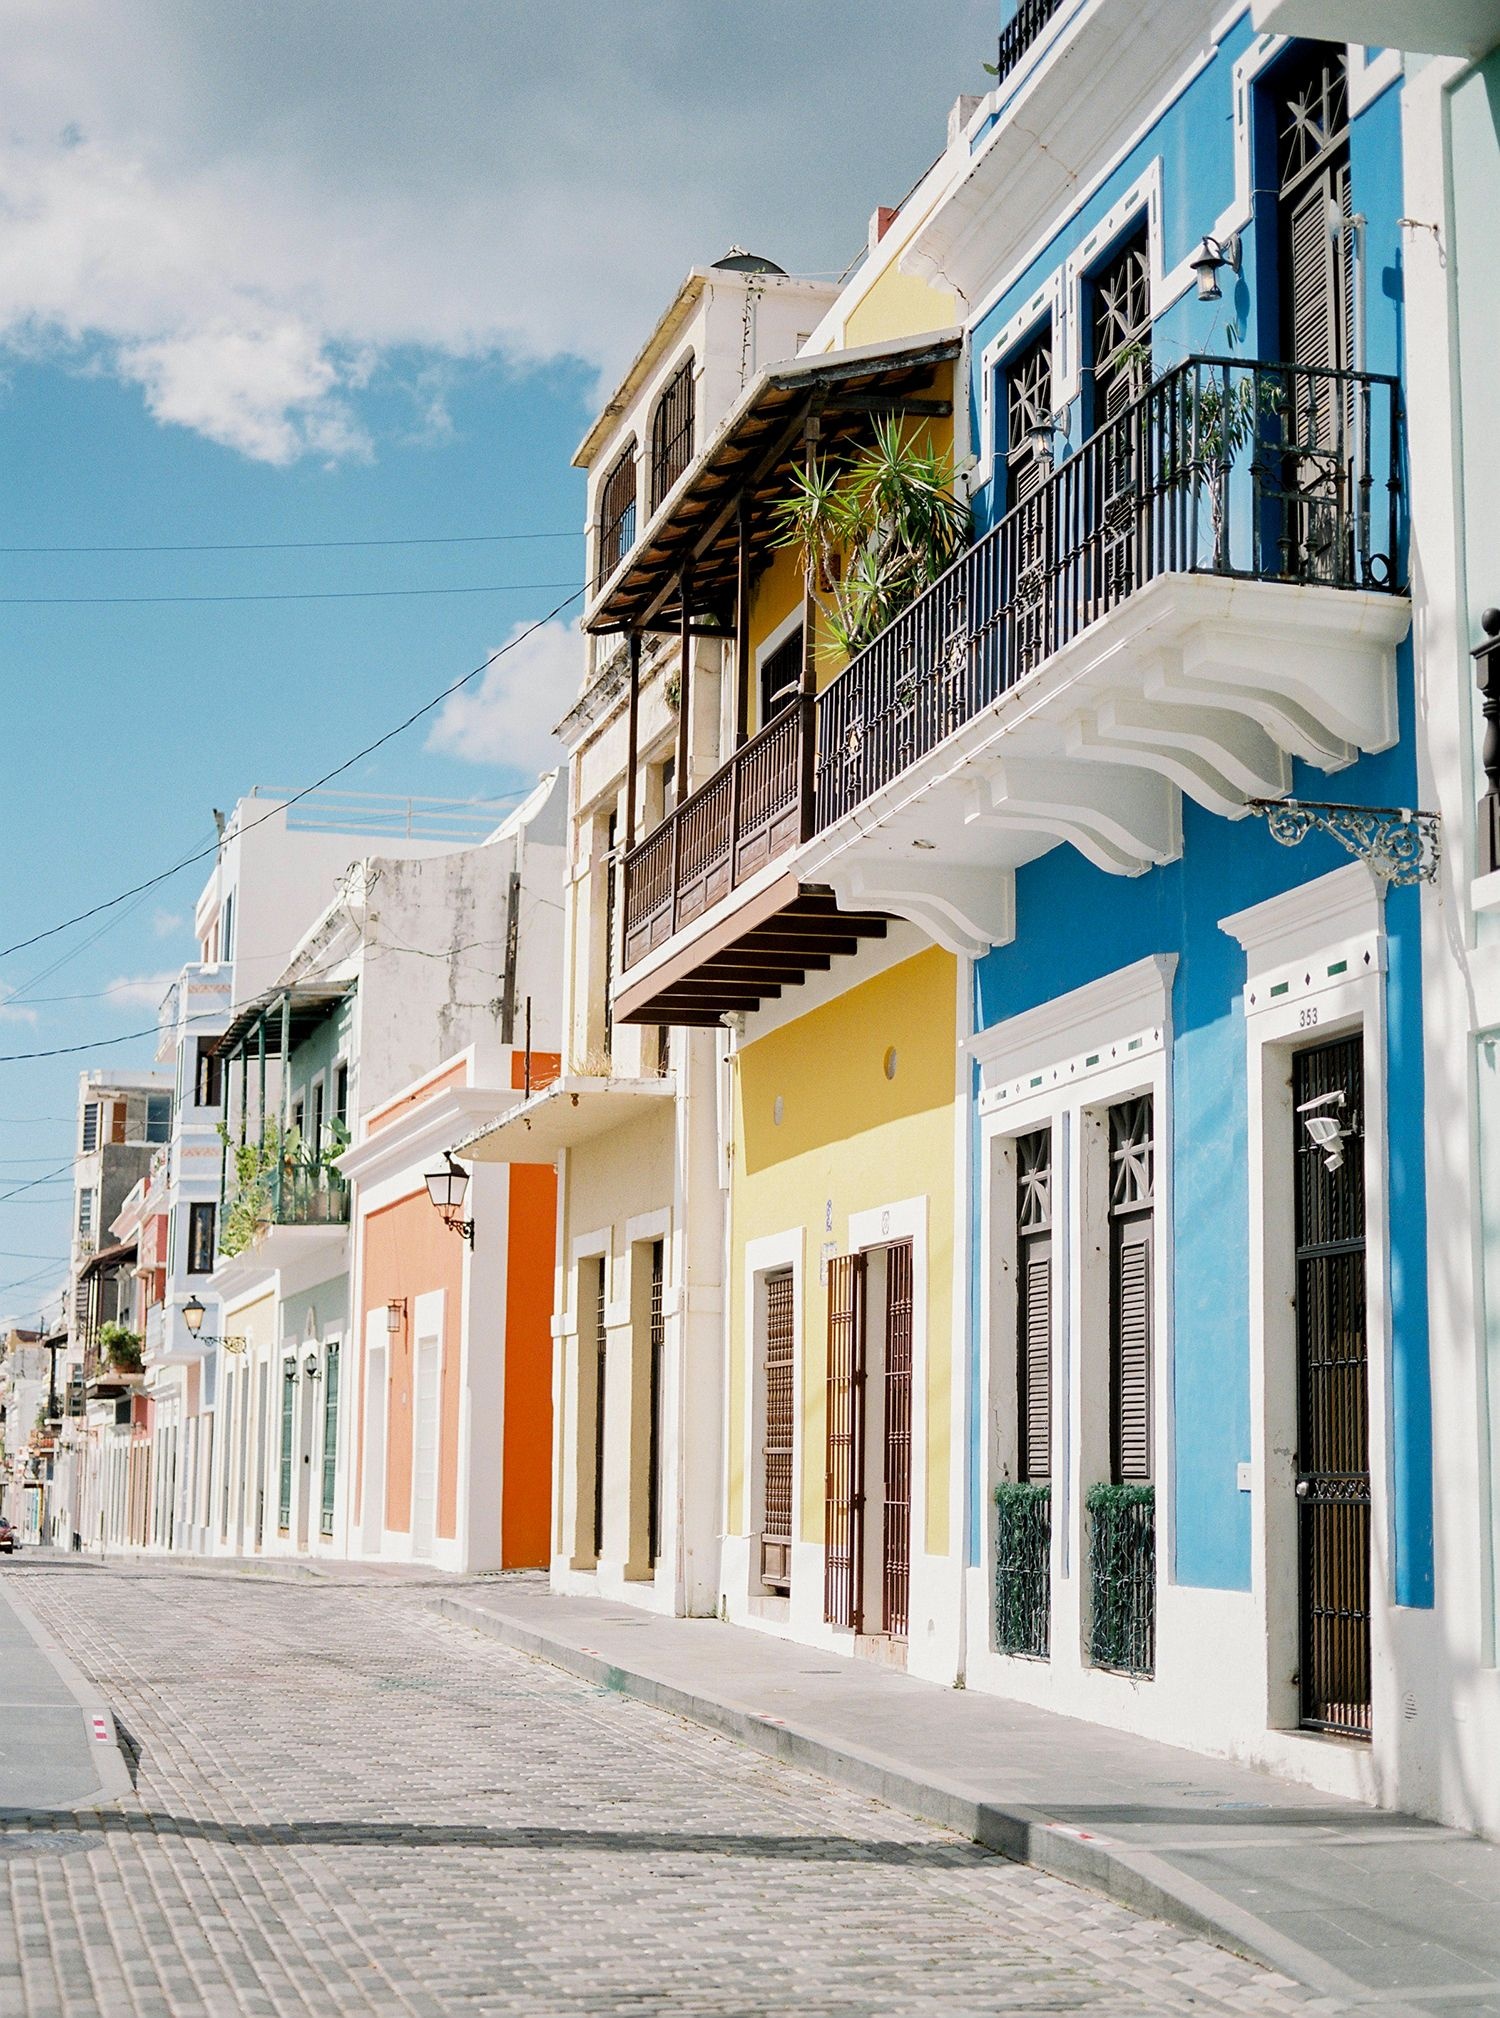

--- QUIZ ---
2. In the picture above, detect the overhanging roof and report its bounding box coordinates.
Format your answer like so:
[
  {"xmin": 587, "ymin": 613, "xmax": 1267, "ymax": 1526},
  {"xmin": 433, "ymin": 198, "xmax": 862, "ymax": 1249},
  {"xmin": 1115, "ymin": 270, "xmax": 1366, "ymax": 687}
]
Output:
[
  {"xmin": 213, "ymin": 980, "xmax": 354, "ymax": 1059},
  {"xmin": 78, "ymin": 1239, "xmax": 136, "ymax": 1281},
  {"xmin": 456, "ymin": 1077, "xmax": 676, "ymax": 1163},
  {"xmin": 587, "ymin": 330, "xmax": 962, "ymax": 637}
]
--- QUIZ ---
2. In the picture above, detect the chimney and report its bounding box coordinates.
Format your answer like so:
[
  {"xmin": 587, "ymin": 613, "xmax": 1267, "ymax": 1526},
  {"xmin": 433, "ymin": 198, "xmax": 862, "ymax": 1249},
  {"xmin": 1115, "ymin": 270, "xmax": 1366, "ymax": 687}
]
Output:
[
  {"xmin": 948, "ymin": 92, "xmax": 983, "ymax": 147},
  {"xmin": 868, "ymin": 205, "xmax": 900, "ymax": 252}
]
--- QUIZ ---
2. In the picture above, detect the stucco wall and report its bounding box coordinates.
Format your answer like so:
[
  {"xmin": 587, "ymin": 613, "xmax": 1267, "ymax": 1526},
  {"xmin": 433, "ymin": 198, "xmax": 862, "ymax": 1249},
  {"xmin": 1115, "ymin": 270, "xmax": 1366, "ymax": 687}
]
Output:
[{"xmin": 730, "ymin": 946, "xmax": 957, "ymax": 1556}]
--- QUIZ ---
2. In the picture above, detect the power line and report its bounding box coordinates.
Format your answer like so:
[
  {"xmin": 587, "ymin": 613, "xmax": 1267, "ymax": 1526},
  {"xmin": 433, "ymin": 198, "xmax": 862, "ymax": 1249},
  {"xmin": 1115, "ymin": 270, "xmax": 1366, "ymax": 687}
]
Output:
[
  {"xmin": 0, "ymin": 587, "xmax": 583, "ymax": 967},
  {"xmin": 0, "ymin": 1163, "xmax": 74, "ymax": 1204},
  {"xmin": 0, "ymin": 578, "xmax": 581, "ymax": 608},
  {"xmin": 0, "ymin": 1250, "xmax": 67, "ymax": 1261},
  {"xmin": 0, "ymin": 530, "xmax": 579, "ymax": 556}
]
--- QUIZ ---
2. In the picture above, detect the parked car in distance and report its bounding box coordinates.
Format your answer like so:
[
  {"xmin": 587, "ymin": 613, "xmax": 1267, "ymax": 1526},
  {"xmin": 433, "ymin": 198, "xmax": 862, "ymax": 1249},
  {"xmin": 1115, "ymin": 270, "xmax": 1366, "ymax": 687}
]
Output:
[{"xmin": 0, "ymin": 1520, "xmax": 18, "ymax": 1554}]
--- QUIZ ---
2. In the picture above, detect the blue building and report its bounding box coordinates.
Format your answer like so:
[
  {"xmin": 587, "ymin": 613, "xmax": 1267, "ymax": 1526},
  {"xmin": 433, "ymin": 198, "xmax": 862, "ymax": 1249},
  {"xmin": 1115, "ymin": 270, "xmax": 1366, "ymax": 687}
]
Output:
[{"xmin": 821, "ymin": 4, "xmax": 1428, "ymax": 1799}]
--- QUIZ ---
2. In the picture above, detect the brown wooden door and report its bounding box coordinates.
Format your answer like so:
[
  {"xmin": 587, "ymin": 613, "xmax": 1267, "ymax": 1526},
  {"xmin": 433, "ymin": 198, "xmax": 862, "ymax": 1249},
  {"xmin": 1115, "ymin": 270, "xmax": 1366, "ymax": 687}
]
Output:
[
  {"xmin": 823, "ymin": 1252, "xmax": 866, "ymax": 1630},
  {"xmin": 881, "ymin": 1241, "xmax": 914, "ymax": 1638}
]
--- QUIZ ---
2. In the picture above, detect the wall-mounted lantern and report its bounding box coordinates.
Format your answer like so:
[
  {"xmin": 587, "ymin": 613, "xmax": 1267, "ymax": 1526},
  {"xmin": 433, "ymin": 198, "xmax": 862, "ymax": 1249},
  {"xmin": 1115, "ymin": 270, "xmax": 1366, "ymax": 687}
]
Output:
[
  {"xmin": 386, "ymin": 1298, "xmax": 407, "ymax": 1335},
  {"xmin": 181, "ymin": 1295, "xmax": 248, "ymax": 1355},
  {"xmin": 424, "ymin": 1152, "xmax": 474, "ymax": 1248},
  {"xmin": 302, "ymin": 1350, "xmax": 321, "ymax": 1381},
  {"xmin": 1189, "ymin": 232, "xmax": 1240, "ymax": 303}
]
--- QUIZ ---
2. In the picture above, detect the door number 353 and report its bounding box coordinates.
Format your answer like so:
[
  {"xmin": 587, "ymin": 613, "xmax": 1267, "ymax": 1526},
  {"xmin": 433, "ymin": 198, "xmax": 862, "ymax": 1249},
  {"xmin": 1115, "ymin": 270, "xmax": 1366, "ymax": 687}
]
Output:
[{"xmin": 1297, "ymin": 1004, "xmax": 1319, "ymax": 1028}]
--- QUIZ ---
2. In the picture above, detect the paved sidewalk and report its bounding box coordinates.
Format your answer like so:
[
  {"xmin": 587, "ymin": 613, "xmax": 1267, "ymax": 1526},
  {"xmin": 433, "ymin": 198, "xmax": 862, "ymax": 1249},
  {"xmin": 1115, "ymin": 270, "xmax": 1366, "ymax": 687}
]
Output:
[
  {"xmin": 434, "ymin": 1578, "xmax": 1500, "ymax": 2018},
  {"xmin": 0, "ymin": 1572, "xmax": 131, "ymax": 1808}
]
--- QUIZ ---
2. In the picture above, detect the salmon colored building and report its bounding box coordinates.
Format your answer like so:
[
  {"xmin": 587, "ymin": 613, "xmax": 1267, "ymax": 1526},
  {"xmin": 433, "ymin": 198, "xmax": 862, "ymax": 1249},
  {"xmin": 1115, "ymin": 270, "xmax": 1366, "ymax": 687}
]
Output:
[{"xmin": 343, "ymin": 1048, "xmax": 559, "ymax": 1572}]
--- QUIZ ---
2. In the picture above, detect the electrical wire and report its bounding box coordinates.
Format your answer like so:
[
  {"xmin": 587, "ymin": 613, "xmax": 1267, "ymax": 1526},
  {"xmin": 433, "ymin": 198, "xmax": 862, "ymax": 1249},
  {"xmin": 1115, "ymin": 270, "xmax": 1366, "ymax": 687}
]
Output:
[
  {"xmin": 0, "ymin": 578, "xmax": 581, "ymax": 608},
  {"xmin": 0, "ymin": 1163, "xmax": 74, "ymax": 1204},
  {"xmin": 1, "ymin": 530, "xmax": 578, "ymax": 556},
  {"xmin": 0, "ymin": 586, "xmax": 584, "ymax": 966}
]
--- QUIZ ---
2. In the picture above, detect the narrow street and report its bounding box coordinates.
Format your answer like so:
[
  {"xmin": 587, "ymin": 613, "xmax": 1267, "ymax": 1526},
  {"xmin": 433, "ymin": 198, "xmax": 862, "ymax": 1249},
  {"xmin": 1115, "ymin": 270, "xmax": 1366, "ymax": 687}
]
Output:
[{"xmin": 0, "ymin": 1565, "xmax": 1315, "ymax": 2018}]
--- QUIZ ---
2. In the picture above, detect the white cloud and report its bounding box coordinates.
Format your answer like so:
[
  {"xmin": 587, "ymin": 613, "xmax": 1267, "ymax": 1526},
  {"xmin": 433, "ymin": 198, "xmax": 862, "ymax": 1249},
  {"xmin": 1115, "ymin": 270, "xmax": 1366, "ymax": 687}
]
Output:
[
  {"xmin": 151, "ymin": 909, "xmax": 184, "ymax": 938},
  {"xmin": 100, "ymin": 971, "xmax": 179, "ymax": 1011},
  {"xmin": 0, "ymin": 987, "xmax": 39, "ymax": 1027},
  {"xmin": 0, "ymin": 1, "xmax": 993, "ymax": 461},
  {"xmin": 425, "ymin": 619, "xmax": 582, "ymax": 777}
]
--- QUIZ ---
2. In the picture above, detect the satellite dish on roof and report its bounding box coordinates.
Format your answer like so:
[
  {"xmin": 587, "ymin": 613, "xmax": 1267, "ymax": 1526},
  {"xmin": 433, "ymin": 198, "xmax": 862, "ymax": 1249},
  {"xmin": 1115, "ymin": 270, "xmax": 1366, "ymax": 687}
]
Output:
[{"xmin": 712, "ymin": 246, "xmax": 787, "ymax": 276}]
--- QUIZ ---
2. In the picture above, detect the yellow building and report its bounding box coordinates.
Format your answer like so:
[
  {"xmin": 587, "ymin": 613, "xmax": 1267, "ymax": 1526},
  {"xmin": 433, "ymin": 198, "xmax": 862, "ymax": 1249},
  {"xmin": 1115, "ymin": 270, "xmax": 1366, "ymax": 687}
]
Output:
[{"xmin": 592, "ymin": 146, "xmax": 973, "ymax": 1670}]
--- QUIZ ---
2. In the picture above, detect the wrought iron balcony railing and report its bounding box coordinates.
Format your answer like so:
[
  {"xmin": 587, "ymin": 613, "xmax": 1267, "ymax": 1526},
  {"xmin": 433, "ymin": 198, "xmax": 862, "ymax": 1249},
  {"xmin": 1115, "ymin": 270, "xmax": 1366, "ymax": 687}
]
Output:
[
  {"xmin": 1087, "ymin": 1482, "xmax": 1155, "ymax": 1676},
  {"xmin": 220, "ymin": 1148, "xmax": 351, "ymax": 1259},
  {"xmin": 993, "ymin": 0, "xmax": 1064, "ymax": 87},
  {"xmin": 995, "ymin": 1481, "xmax": 1051, "ymax": 1658},
  {"xmin": 620, "ymin": 356, "xmax": 1403, "ymax": 976}
]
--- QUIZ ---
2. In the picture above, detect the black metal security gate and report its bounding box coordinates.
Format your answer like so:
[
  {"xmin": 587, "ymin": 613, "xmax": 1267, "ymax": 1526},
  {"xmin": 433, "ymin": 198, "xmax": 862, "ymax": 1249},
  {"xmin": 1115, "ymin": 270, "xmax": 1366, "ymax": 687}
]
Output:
[
  {"xmin": 882, "ymin": 1241, "xmax": 914, "ymax": 1640},
  {"xmin": 647, "ymin": 1239, "xmax": 664, "ymax": 1571},
  {"xmin": 591, "ymin": 1259, "xmax": 607, "ymax": 1562},
  {"xmin": 1293, "ymin": 1035, "xmax": 1372, "ymax": 1738}
]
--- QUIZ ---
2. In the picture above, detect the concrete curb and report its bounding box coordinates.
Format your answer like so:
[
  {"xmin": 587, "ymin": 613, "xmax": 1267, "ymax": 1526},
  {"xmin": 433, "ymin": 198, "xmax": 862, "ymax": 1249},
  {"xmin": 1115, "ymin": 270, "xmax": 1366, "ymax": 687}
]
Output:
[
  {"xmin": 1, "ymin": 1577, "xmax": 134, "ymax": 1806},
  {"xmin": 432, "ymin": 1591, "xmax": 1422, "ymax": 2017}
]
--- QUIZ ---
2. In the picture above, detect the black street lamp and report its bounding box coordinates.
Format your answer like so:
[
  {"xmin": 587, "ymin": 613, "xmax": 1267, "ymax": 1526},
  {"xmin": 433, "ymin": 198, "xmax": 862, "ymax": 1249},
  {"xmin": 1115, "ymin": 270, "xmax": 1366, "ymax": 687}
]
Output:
[
  {"xmin": 424, "ymin": 1153, "xmax": 474, "ymax": 1248},
  {"xmin": 181, "ymin": 1296, "xmax": 248, "ymax": 1354}
]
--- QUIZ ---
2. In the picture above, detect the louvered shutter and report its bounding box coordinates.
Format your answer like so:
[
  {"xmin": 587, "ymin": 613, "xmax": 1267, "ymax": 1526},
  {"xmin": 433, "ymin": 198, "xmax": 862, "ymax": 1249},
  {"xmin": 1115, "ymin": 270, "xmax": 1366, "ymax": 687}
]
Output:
[
  {"xmin": 760, "ymin": 1268, "xmax": 795, "ymax": 1592},
  {"xmin": 1111, "ymin": 1222, "xmax": 1153, "ymax": 1482},
  {"xmin": 1019, "ymin": 1238, "xmax": 1052, "ymax": 1482},
  {"xmin": 823, "ymin": 1252, "xmax": 866, "ymax": 1629}
]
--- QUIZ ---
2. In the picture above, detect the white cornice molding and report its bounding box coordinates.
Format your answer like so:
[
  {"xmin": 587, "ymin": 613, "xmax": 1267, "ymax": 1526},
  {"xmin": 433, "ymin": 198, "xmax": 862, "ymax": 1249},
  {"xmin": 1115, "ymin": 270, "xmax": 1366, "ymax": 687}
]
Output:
[
  {"xmin": 338, "ymin": 1087, "xmax": 513, "ymax": 1190},
  {"xmin": 1220, "ymin": 862, "xmax": 1386, "ymax": 977},
  {"xmin": 969, "ymin": 952, "xmax": 1176, "ymax": 1090}
]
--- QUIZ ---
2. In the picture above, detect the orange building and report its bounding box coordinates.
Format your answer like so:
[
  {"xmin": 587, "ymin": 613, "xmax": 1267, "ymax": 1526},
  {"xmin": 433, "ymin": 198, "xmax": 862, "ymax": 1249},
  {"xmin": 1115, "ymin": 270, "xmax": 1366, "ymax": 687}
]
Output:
[{"xmin": 342, "ymin": 1050, "xmax": 558, "ymax": 1571}]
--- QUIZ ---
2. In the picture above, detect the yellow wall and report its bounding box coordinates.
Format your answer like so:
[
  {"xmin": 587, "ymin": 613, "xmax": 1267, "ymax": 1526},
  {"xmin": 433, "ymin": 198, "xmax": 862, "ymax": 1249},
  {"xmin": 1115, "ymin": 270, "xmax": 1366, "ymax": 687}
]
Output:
[
  {"xmin": 844, "ymin": 265, "xmax": 957, "ymax": 353},
  {"xmin": 729, "ymin": 947, "xmax": 956, "ymax": 1558}
]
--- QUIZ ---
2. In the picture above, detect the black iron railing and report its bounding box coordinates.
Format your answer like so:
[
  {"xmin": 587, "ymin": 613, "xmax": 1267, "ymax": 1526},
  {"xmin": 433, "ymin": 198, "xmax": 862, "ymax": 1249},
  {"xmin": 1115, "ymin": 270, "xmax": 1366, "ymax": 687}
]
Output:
[
  {"xmin": 1088, "ymin": 1482, "xmax": 1155, "ymax": 1676},
  {"xmin": 621, "ymin": 356, "xmax": 1403, "ymax": 974},
  {"xmin": 993, "ymin": 0, "xmax": 1064, "ymax": 86},
  {"xmin": 995, "ymin": 1481, "xmax": 1051, "ymax": 1658},
  {"xmin": 815, "ymin": 355, "xmax": 1403, "ymax": 830}
]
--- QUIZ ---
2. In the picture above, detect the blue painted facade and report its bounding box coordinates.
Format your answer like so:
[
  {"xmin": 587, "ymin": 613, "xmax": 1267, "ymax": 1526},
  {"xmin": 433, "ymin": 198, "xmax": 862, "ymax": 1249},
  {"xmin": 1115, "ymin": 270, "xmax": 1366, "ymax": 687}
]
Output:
[{"xmin": 961, "ymin": 24, "xmax": 1433, "ymax": 1606}]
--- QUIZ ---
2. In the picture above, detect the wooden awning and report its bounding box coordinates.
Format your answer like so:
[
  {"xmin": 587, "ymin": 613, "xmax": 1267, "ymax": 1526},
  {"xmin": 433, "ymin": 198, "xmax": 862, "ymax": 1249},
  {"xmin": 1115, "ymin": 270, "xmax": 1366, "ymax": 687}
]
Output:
[
  {"xmin": 614, "ymin": 877, "xmax": 887, "ymax": 1026},
  {"xmin": 587, "ymin": 330, "xmax": 962, "ymax": 638}
]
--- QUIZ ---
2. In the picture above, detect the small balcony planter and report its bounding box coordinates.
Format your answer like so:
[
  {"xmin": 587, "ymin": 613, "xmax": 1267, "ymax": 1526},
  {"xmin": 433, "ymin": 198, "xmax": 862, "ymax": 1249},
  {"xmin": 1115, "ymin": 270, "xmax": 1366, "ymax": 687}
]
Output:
[
  {"xmin": 1087, "ymin": 1481, "xmax": 1155, "ymax": 1677},
  {"xmin": 994, "ymin": 1480, "xmax": 1051, "ymax": 1658}
]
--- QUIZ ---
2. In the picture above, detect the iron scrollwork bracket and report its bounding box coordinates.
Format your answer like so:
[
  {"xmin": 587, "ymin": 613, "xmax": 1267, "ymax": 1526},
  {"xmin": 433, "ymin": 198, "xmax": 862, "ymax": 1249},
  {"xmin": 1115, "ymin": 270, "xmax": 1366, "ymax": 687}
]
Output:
[{"xmin": 1245, "ymin": 798, "xmax": 1441, "ymax": 886}]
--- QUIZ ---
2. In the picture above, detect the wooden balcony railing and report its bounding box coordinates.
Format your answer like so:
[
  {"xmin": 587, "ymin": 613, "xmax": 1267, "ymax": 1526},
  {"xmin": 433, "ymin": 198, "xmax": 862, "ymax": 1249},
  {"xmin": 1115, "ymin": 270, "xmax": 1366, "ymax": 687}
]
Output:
[
  {"xmin": 620, "ymin": 356, "xmax": 1405, "ymax": 975},
  {"xmin": 623, "ymin": 701, "xmax": 808, "ymax": 969}
]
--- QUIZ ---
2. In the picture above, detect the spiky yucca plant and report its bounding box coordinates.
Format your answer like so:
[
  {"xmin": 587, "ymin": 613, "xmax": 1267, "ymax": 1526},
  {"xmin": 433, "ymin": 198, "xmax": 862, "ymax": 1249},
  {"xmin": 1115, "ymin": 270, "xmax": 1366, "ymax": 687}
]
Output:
[{"xmin": 772, "ymin": 418, "xmax": 970, "ymax": 659}]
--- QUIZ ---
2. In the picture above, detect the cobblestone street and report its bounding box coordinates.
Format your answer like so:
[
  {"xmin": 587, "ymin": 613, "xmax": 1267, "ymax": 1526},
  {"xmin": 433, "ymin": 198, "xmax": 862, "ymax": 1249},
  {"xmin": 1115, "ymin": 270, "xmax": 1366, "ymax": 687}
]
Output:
[{"xmin": 0, "ymin": 1567, "xmax": 1323, "ymax": 2018}]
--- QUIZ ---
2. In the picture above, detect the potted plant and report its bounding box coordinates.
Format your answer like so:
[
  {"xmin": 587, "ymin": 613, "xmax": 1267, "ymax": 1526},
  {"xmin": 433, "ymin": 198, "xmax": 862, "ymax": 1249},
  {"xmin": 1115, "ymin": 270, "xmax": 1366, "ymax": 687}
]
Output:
[{"xmin": 97, "ymin": 1322, "xmax": 143, "ymax": 1375}]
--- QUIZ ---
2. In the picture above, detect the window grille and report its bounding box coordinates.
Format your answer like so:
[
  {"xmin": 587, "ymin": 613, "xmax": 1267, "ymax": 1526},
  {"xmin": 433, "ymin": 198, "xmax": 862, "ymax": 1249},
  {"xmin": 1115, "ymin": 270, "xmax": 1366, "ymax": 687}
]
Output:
[
  {"xmin": 1004, "ymin": 328, "xmax": 1053, "ymax": 507},
  {"xmin": 1091, "ymin": 228, "xmax": 1151, "ymax": 423},
  {"xmin": 596, "ymin": 445, "xmax": 638, "ymax": 590},
  {"xmin": 1015, "ymin": 1128, "xmax": 1052, "ymax": 1482},
  {"xmin": 649, "ymin": 359, "xmax": 695, "ymax": 513},
  {"xmin": 81, "ymin": 1102, "xmax": 99, "ymax": 1154}
]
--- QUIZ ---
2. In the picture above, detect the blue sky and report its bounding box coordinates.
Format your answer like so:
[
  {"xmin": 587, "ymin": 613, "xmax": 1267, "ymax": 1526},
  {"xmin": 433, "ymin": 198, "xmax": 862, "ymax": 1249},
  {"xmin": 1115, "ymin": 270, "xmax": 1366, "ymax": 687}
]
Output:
[{"xmin": 0, "ymin": 1, "xmax": 996, "ymax": 1321}]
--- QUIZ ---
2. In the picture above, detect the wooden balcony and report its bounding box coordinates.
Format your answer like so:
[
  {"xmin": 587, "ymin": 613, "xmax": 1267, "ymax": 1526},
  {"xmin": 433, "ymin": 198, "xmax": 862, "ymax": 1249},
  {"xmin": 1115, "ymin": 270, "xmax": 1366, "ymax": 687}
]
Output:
[{"xmin": 617, "ymin": 355, "xmax": 1406, "ymax": 1021}]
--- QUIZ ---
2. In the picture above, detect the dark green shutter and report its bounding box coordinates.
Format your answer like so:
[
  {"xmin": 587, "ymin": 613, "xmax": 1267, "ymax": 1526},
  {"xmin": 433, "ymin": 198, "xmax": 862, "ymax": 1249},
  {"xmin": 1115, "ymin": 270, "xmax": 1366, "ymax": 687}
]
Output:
[{"xmin": 320, "ymin": 1343, "xmax": 340, "ymax": 1537}]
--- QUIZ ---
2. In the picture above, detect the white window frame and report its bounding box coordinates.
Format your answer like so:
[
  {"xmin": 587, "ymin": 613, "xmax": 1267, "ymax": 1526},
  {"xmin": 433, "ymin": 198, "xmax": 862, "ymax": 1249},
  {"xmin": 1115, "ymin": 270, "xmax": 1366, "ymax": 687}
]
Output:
[
  {"xmin": 972, "ymin": 955, "xmax": 1175, "ymax": 1673},
  {"xmin": 1220, "ymin": 862, "xmax": 1393, "ymax": 1744}
]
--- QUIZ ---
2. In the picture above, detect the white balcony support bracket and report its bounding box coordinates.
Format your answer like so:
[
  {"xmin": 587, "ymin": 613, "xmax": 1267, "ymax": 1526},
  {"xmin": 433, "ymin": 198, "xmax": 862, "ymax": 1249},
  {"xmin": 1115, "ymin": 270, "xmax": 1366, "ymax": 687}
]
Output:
[
  {"xmin": 1070, "ymin": 693, "xmax": 1291, "ymax": 818},
  {"xmin": 970, "ymin": 756, "xmax": 1182, "ymax": 876},
  {"xmin": 822, "ymin": 860, "xmax": 1015, "ymax": 958}
]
